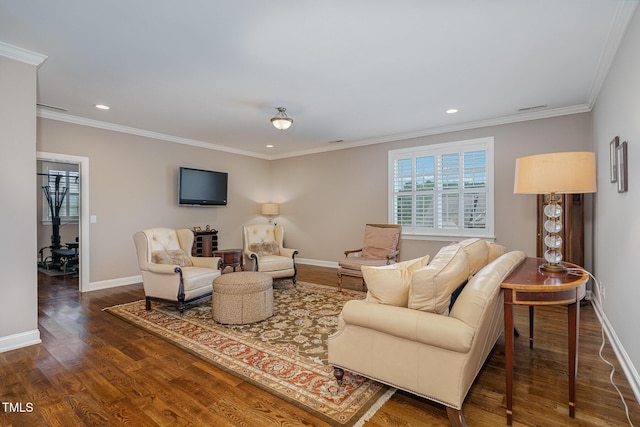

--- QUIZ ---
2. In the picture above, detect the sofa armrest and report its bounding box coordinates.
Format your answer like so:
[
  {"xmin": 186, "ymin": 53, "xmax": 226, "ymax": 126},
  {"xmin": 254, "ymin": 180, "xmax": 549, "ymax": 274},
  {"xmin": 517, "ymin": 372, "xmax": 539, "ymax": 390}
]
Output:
[
  {"xmin": 339, "ymin": 300, "xmax": 475, "ymax": 353},
  {"xmin": 280, "ymin": 248, "xmax": 298, "ymax": 258},
  {"xmin": 190, "ymin": 256, "xmax": 223, "ymax": 270},
  {"xmin": 146, "ymin": 263, "xmax": 181, "ymax": 274}
]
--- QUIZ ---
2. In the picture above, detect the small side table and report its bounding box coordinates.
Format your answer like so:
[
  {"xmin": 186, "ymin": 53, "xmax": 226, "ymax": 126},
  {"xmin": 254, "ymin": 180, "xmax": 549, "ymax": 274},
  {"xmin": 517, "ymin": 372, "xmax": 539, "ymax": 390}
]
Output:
[
  {"xmin": 214, "ymin": 249, "xmax": 243, "ymax": 272},
  {"xmin": 501, "ymin": 257, "xmax": 588, "ymax": 426}
]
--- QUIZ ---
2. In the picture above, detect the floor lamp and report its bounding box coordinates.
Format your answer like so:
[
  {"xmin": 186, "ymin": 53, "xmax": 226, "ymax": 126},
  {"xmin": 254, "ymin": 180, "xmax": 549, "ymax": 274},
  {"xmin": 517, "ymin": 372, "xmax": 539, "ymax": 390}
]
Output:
[{"xmin": 514, "ymin": 151, "xmax": 597, "ymax": 272}]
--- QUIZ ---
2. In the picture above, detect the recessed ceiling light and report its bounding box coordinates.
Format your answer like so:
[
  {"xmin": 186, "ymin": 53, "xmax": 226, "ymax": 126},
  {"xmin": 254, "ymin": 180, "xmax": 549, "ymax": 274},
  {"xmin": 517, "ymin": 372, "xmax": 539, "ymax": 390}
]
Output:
[
  {"xmin": 446, "ymin": 108, "xmax": 458, "ymax": 114},
  {"xmin": 95, "ymin": 104, "xmax": 110, "ymax": 110},
  {"xmin": 266, "ymin": 144, "xmax": 275, "ymax": 148}
]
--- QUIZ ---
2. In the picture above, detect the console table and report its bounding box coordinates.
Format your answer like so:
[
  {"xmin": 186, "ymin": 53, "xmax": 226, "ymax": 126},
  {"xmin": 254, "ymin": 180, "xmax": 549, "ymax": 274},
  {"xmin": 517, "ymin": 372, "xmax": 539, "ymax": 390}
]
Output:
[{"xmin": 501, "ymin": 257, "xmax": 588, "ymax": 426}]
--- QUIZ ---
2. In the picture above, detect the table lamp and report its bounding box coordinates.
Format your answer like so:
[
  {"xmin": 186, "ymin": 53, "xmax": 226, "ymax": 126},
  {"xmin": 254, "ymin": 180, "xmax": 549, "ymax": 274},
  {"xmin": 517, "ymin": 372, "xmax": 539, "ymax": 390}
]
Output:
[
  {"xmin": 514, "ymin": 151, "xmax": 596, "ymax": 272},
  {"xmin": 260, "ymin": 203, "xmax": 280, "ymax": 224}
]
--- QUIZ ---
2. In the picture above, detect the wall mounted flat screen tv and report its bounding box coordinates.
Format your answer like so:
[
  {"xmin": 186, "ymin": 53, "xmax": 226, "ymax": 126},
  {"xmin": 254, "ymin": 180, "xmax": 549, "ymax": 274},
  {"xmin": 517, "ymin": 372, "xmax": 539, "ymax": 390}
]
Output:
[{"xmin": 179, "ymin": 167, "xmax": 228, "ymax": 206}]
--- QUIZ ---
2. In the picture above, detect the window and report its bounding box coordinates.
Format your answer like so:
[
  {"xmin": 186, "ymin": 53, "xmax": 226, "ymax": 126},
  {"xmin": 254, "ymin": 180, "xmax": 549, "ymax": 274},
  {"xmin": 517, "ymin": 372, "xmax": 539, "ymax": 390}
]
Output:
[
  {"xmin": 388, "ymin": 137, "xmax": 494, "ymax": 240},
  {"xmin": 41, "ymin": 165, "xmax": 79, "ymax": 223}
]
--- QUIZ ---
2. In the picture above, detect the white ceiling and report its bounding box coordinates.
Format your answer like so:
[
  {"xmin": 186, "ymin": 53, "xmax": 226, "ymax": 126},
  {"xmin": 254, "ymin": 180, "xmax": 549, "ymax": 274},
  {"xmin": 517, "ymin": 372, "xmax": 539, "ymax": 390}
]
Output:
[{"xmin": 0, "ymin": 1, "xmax": 637, "ymax": 159}]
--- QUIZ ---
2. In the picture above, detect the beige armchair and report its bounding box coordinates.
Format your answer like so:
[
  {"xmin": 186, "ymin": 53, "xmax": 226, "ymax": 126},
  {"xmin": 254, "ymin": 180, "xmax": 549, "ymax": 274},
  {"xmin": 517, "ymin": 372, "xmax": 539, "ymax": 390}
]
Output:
[
  {"xmin": 133, "ymin": 227, "xmax": 222, "ymax": 313},
  {"xmin": 243, "ymin": 224, "xmax": 298, "ymax": 284},
  {"xmin": 337, "ymin": 224, "xmax": 401, "ymax": 291}
]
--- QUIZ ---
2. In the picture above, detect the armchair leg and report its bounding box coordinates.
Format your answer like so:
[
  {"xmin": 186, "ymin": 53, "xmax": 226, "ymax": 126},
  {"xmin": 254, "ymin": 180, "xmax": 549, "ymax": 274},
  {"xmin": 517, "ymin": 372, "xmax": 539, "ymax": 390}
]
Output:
[
  {"xmin": 446, "ymin": 407, "xmax": 467, "ymax": 427},
  {"xmin": 333, "ymin": 367, "xmax": 344, "ymax": 384},
  {"xmin": 145, "ymin": 297, "xmax": 151, "ymax": 311},
  {"xmin": 337, "ymin": 273, "xmax": 343, "ymax": 292}
]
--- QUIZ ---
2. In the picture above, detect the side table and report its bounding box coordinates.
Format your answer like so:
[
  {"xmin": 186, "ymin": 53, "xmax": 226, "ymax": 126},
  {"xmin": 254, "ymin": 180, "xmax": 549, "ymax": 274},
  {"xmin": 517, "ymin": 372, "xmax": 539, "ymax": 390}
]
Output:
[
  {"xmin": 214, "ymin": 249, "xmax": 243, "ymax": 272},
  {"xmin": 501, "ymin": 257, "xmax": 588, "ymax": 426}
]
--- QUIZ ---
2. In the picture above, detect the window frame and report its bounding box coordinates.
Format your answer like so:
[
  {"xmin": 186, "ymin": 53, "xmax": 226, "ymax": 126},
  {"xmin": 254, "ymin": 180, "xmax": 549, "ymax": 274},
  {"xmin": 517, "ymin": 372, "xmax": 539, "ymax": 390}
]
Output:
[
  {"xmin": 388, "ymin": 137, "xmax": 495, "ymax": 241},
  {"xmin": 41, "ymin": 163, "xmax": 80, "ymax": 224}
]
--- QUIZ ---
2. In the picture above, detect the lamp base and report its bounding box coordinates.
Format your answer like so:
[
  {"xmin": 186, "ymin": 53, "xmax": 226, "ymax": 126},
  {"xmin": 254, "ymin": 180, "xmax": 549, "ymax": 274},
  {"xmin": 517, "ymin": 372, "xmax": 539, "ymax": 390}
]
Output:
[{"xmin": 541, "ymin": 262, "xmax": 567, "ymax": 273}]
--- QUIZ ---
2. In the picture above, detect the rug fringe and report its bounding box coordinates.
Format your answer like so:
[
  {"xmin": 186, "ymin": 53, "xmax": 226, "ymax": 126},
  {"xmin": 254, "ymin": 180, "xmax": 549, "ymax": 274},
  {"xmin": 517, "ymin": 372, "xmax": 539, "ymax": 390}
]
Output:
[{"xmin": 352, "ymin": 387, "xmax": 397, "ymax": 427}]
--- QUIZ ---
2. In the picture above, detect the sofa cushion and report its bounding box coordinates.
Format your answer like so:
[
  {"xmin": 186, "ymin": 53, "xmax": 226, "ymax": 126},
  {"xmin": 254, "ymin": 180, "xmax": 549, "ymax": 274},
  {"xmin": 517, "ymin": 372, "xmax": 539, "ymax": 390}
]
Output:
[
  {"xmin": 361, "ymin": 225, "xmax": 400, "ymax": 259},
  {"xmin": 408, "ymin": 244, "xmax": 470, "ymax": 315},
  {"xmin": 249, "ymin": 241, "xmax": 280, "ymax": 256},
  {"xmin": 456, "ymin": 238, "xmax": 489, "ymax": 275},
  {"xmin": 361, "ymin": 255, "xmax": 430, "ymax": 306},
  {"xmin": 152, "ymin": 249, "xmax": 193, "ymax": 267},
  {"xmin": 487, "ymin": 242, "xmax": 507, "ymax": 263}
]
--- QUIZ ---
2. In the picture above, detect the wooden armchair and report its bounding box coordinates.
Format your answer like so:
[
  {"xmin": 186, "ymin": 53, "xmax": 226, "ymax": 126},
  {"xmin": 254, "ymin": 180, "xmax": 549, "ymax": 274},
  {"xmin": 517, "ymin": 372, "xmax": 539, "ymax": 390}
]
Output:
[{"xmin": 337, "ymin": 224, "xmax": 401, "ymax": 291}]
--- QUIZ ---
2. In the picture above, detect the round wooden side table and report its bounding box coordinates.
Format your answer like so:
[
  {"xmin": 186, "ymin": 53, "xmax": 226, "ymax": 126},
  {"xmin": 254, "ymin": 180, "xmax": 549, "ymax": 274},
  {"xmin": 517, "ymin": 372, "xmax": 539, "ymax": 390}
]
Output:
[{"xmin": 214, "ymin": 249, "xmax": 243, "ymax": 272}]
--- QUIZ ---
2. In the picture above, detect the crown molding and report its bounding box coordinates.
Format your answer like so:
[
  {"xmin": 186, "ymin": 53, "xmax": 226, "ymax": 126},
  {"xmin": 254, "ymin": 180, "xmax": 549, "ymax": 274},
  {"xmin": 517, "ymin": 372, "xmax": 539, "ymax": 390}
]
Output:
[
  {"xmin": 37, "ymin": 109, "xmax": 271, "ymax": 160},
  {"xmin": 0, "ymin": 41, "xmax": 47, "ymax": 66},
  {"xmin": 39, "ymin": 104, "xmax": 590, "ymax": 161},
  {"xmin": 267, "ymin": 104, "xmax": 592, "ymax": 160},
  {"xmin": 587, "ymin": 0, "xmax": 639, "ymax": 108}
]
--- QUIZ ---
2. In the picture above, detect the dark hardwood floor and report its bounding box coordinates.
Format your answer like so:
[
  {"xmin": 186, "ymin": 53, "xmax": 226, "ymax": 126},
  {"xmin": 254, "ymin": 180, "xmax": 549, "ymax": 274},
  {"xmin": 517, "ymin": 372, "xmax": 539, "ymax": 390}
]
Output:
[{"xmin": 1, "ymin": 265, "xmax": 638, "ymax": 426}]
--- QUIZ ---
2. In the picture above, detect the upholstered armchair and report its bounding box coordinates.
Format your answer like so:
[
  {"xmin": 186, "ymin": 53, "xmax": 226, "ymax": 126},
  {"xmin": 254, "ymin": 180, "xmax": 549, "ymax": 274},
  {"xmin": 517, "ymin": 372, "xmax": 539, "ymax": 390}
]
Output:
[
  {"xmin": 243, "ymin": 224, "xmax": 298, "ymax": 284},
  {"xmin": 133, "ymin": 227, "xmax": 222, "ymax": 313},
  {"xmin": 337, "ymin": 224, "xmax": 401, "ymax": 291}
]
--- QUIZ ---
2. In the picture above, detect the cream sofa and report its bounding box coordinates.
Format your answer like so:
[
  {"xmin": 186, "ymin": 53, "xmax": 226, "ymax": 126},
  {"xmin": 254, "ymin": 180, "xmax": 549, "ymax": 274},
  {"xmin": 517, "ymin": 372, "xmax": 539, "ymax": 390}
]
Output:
[{"xmin": 328, "ymin": 238, "xmax": 526, "ymax": 427}]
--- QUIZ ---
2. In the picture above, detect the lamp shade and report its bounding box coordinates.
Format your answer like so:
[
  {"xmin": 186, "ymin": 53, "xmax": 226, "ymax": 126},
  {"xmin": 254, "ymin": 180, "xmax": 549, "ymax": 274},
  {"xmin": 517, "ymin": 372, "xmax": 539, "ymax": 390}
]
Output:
[
  {"xmin": 514, "ymin": 151, "xmax": 597, "ymax": 194},
  {"xmin": 260, "ymin": 203, "xmax": 280, "ymax": 216}
]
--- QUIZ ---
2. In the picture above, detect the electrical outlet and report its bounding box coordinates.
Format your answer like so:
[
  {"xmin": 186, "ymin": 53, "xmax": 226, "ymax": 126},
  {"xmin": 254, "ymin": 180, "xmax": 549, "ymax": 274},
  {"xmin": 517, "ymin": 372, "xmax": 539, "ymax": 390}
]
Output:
[{"xmin": 601, "ymin": 283, "xmax": 606, "ymax": 299}]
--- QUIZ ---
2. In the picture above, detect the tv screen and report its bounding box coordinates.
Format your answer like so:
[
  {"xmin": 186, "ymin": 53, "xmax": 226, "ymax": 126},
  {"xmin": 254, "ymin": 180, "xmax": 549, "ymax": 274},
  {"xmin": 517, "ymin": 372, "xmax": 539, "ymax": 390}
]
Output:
[{"xmin": 179, "ymin": 167, "xmax": 228, "ymax": 206}]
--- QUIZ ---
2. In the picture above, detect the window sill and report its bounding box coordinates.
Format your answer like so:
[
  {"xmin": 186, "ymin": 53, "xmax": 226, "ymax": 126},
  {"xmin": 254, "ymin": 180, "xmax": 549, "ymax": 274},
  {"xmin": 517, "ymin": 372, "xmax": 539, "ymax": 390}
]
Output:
[
  {"xmin": 401, "ymin": 232, "xmax": 496, "ymax": 242},
  {"xmin": 41, "ymin": 220, "xmax": 79, "ymax": 226}
]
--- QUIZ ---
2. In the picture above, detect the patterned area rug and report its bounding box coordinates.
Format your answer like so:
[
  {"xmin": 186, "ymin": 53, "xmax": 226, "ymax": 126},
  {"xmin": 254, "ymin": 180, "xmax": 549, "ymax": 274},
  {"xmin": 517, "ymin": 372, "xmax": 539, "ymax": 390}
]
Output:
[{"xmin": 104, "ymin": 280, "xmax": 395, "ymax": 426}]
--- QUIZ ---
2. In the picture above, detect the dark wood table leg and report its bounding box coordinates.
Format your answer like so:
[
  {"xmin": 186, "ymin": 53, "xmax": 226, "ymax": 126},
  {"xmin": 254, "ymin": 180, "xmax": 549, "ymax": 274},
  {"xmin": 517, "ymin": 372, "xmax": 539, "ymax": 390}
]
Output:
[
  {"xmin": 568, "ymin": 300, "xmax": 580, "ymax": 417},
  {"xmin": 504, "ymin": 290, "xmax": 514, "ymax": 426},
  {"xmin": 529, "ymin": 306, "xmax": 534, "ymax": 349}
]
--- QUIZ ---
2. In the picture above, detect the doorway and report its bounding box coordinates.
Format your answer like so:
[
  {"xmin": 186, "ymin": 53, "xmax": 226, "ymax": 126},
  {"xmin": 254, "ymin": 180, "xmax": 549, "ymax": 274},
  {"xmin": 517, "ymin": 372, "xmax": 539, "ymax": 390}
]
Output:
[{"xmin": 36, "ymin": 152, "xmax": 90, "ymax": 291}]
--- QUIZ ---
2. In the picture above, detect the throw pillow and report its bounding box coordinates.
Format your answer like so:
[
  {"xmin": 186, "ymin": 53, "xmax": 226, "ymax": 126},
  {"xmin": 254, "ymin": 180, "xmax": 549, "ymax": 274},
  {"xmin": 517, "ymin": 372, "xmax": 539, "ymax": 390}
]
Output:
[
  {"xmin": 408, "ymin": 244, "xmax": 470, "ymax": 315},
  {"xmin": 152, "ymin": 249, "xmax": 193, "ymax": 267},
  {"xmin": 361, "ymin": 225, "xmax": 400, "ymax": 259},
  {"xmin": 249, "ymin": 241, "xmax": 280, "ymax": 256},
  {"xmin": 362, "ymin": 255, "xmax": 430, "ymax": 306}
]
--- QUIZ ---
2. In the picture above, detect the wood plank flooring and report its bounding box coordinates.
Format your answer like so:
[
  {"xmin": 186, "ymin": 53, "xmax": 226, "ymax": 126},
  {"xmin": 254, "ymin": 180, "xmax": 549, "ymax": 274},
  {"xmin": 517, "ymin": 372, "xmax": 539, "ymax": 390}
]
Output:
[{"xmin": 0, "ymin": 265, "xmax": 638, "ymax": 426}]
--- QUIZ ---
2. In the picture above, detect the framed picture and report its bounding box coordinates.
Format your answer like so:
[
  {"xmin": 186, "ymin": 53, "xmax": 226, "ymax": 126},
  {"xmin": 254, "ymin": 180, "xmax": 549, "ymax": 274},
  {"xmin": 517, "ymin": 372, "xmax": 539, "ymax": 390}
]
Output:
[
  {"xmin": 610, "ymin": 136, "xmax": 619, "ymax": 182},
  {"xmin": 617, "ymin": 141, "xmax": 628, "ymax": 193}
]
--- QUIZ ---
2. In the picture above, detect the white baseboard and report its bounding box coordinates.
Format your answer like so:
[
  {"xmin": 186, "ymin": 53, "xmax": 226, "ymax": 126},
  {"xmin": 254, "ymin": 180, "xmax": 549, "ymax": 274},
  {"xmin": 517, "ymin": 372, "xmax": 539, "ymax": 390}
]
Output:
[
  {"xmin": 83, "ymin": 275, "xmax": 142, "ymax": 292},
  {"xmin": 590, "ymin": 298, "xmax": 640, "ymax": 403},
  {"xmin": 84, "ymin": 259, "xmax": 335, "ymax": 292},
  {"xmin": 0, "ymin": 329, "xmax": 41, "ymax": 353},
  {"xmin": 297, "ymin": 258, "xmax": 338, "ymax": 268}
]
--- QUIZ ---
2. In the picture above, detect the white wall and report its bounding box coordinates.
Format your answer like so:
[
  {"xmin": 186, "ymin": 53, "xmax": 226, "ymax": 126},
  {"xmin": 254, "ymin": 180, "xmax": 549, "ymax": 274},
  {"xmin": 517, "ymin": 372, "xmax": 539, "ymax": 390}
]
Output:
[
  {"xmin": 37, "ymin": 118, "xmax": 272, "ymax": 287},
  {"xmin": 271, "ymin": 113, "xmax": 593, "ymax": 265},
  {"xmin": 592, "ymin": 7, "xmax": 640, "ymax": 398},
  {"xmin": 0, "ymin": 54, "xmax": 41, "ymax": 351}
]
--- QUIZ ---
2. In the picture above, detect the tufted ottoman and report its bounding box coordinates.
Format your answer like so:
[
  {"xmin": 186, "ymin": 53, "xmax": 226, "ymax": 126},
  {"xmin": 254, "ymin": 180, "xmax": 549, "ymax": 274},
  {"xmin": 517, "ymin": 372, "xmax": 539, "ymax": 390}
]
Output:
[{"xmin": 212, "ymin": 271, "xmax": 274, "ymax": 324}]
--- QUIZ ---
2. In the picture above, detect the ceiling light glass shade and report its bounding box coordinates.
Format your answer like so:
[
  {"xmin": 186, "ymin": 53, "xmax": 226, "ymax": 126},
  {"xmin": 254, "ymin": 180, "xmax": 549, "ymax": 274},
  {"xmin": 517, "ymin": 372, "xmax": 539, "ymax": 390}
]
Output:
[
  {"xmin": 271, "ymin": 107, "xmax": 293, "ymax": 130},
  {"xmin": 514, "ymin": 151, "xmax": 596, "ymax": 272}
]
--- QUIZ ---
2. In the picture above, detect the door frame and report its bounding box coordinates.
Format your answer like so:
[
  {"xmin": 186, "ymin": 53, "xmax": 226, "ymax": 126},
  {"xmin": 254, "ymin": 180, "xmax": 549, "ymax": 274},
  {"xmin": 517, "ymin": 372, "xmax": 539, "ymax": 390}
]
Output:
[{"xmin": 37, "ymin": 151, "xmax": 90, "ymax": 292}]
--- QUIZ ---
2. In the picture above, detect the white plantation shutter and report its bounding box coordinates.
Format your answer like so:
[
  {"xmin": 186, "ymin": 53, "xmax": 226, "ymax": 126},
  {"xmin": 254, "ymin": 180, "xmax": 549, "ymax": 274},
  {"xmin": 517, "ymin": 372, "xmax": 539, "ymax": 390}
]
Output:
[
  {"xmin": 42, "ymin": 169, "xmax": 80, "ymax": 222},
  {"xmin": 388, "ymin": 137, "xmax": 494, "ymax": 239}
]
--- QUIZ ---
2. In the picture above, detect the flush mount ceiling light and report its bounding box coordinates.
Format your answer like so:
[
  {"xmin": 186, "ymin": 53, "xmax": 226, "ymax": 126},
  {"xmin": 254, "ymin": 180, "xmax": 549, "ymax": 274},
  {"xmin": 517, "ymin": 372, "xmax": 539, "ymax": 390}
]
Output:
[
  {"xmin": 95, "ymin": 104, "xmax": 110, "ymax": 110},
  {"xmin": 446, "ymin": 108, "xmax": 458, "ymax": 114},
  {"xmin": 270, "ymin": 107, "xmax": 293, "ymax": 130}
]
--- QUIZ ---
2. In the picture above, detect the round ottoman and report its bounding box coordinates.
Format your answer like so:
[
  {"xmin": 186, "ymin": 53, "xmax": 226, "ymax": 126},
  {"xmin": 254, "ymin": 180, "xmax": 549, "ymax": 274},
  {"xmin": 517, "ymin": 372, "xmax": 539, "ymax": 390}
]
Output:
[{"xmin": 212, "ymin": 271, "xmax": 274, "ymax": 324}]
